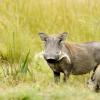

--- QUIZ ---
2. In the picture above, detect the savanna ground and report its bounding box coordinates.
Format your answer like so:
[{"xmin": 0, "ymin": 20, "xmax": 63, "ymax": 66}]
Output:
[{"xmin": 0, "ymin": 0, "xmax": 100, "ymax": 99}]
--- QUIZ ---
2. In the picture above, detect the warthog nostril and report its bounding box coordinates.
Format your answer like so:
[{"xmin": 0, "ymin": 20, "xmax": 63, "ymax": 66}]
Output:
[{"xmin": 46, "ymin": 59, "xmax": 58, "ymax": 63}]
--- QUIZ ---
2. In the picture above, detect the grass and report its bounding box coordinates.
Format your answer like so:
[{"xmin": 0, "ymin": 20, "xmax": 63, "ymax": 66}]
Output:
[
  {"xmin": 0, "ymin": 75, "xmax": 100, "ymax": 100},
  {"xmin": 0, "ymin": 0, "xmax": 100, "ymax": 99},
  {"xmin": 0, "ymin": 58, "xmax": 100, "ymax": 100},
  {"xmin": 0, "ymin": 83, "xmax": 100, "ymax": 100}
]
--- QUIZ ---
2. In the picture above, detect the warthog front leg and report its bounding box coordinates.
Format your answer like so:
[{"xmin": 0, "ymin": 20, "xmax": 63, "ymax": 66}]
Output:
[
  {"xmin": 53, "ymin": 71, "xmax": 60, "ymax": 83},
  {"xmin": 63, "ymin": 71, "xmax": 70, "ymax": 82}
]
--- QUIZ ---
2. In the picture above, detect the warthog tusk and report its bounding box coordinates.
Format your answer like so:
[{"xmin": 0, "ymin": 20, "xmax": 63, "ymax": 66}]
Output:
[
  {"xmin": 59, "ymin": 51, "xmax": 62, "ymax": 55},
  {"xmin": 59, "ymin": 52, "xmax": 71, "ymax": 64}
]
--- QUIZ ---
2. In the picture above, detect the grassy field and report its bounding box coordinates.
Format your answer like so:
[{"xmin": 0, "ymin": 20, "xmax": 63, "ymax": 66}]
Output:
[{"xmin": 0, "ymin": 0, "xmax": 100, "ymax": 99}]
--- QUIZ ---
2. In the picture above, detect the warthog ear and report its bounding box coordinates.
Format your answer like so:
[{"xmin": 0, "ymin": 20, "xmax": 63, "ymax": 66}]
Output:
[
  {"xmin": 39, "ymin": 33, "xmax": 48, "ymax": 41},
  {"xmin": 58, "ymin": 32, "xmax": 68, "ymax": 41}
]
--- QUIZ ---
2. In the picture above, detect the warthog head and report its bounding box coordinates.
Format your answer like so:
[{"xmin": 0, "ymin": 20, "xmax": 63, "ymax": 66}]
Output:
[{"xmin": 39, "ymin": 32, "xmax": 68, "ymax": 63}]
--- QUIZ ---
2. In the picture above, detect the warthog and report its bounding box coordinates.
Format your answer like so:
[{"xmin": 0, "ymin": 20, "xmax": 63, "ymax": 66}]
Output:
[
  {"xmin": 87, "ymin": 65, "xmax": 100, "ymax": 92},
  {"xmin": 39, "ymin": 32, "xmax": 100, "ymax": 83}
]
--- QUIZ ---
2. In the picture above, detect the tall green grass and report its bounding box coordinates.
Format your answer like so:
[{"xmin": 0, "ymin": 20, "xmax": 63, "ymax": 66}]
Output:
[
  {"xmin": 0, "ymin": 0, "xmax": 100, "ymax": 99},
  {"xmin": 0, "ymin": 0, "xmax": 100, "ymax": 62}
]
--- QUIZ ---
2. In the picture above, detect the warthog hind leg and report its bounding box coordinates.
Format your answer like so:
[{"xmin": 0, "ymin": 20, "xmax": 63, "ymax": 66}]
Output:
[
  {"xmin": 94, "ymin": 82, "xmax": 100, "ymax": 92},
  {"xmin": 91, "ymin": 64, "xmax": 98, "ymax": 81}
]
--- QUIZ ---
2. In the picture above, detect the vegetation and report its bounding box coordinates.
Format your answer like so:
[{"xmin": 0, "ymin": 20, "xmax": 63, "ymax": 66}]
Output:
[{"xmin": 0, "ymin": 0, "xmax": 100, "ymax": 99}]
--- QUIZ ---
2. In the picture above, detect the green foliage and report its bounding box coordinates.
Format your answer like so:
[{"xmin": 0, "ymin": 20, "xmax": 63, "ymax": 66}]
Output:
[
  {"xmin": 20, "ymin": 50, "xmax": 30, "ymax": 74},
  {"xmin": 0, "ymin": 82, "xmax": 100, "ymax": 100}
]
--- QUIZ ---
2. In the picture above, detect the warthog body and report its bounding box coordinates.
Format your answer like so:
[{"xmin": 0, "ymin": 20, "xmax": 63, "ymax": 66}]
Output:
[
  {"xmin": 39, "ymin": 32, "xmax": 100, "ymax": 83},
  {"xmin": 87, "ymin": 65, "xmax": 100, "ymax": 92}
]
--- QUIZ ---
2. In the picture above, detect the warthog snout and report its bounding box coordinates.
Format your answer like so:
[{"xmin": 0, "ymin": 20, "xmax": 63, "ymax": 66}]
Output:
[{"xmin": 44, "ymin": 53, "xmax": 59, "ymax": 63}]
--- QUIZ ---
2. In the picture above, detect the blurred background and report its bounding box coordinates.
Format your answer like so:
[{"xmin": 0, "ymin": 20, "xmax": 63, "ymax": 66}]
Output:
[
  {"xmin": 0, "ymin": 0, "xmax": 100, "ymax": 62},
  {"xmin": 0, "ymin": 0, "xmax": 100, "ymax": 99}
]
